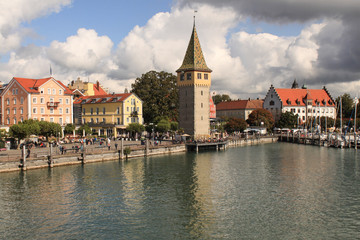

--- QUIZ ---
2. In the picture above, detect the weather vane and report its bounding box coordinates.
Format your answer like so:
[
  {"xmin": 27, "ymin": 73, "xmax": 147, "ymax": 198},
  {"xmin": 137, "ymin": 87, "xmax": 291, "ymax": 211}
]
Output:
[{"xmin": 194, "ymin": 10, "xmax": 197, "ymax": 24}]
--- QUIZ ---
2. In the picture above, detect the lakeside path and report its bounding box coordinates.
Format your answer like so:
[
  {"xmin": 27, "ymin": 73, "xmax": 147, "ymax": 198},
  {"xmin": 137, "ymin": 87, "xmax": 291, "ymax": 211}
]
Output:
[{"xmin": 0, "ymin": 136, "xmax": 277, "ymax": 173}]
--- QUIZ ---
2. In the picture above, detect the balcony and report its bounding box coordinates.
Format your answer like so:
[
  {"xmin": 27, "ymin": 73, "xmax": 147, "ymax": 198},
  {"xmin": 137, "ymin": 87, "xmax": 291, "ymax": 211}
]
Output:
[
  {"xmin": 47, "ymin": 102, "xmax": 60, "ymax": 108},
  {"xmin": 130, "ymin": 111, "xmax": 138, "ymax": 117}
]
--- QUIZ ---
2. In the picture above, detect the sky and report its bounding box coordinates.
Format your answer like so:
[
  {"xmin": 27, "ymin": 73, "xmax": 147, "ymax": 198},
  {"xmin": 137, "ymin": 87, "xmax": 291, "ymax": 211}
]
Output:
[{"xmin": 1, "ymin": 0, "xmax": 360, "ymax": 99}]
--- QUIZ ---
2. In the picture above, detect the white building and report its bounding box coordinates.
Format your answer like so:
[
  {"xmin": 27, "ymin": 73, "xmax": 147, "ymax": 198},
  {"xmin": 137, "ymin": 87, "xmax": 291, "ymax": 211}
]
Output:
[{"xmin": 263, "ymin": 83, "xmax": 336, "ymax": 124}]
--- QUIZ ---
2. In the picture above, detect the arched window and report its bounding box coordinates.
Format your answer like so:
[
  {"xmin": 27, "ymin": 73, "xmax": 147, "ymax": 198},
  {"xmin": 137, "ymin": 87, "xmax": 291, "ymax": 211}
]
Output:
[{"xmin": 269, "ymin": 100, "xmax": 275, "ymax": 106}]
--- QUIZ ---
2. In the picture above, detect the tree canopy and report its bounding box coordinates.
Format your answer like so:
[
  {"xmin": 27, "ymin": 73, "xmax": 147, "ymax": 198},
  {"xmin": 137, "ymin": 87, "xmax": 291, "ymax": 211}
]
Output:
[
  {"xmin": 64, "ymin": 123, "xmax": 75, "ymax": 134},
  {"xmin": 247, "ymin": 109, "xmax": 274, "ymax": 130},
  {"xmin": 131, "ymin": 70, "xmax": 178, "ymax": 124},
  {"xmin": 336, "ymin": 93, "xmax": 355, "ymax": 119},
  {"xmin": 276, "ymin": 112, "xmax": 298, "ymax": 128},
  {"xmin": 77, "ymin": 124, "xmax": 92, "ymax": 136},
  {"xmin": 212, "ymin": 94, "xmax": 231, "ymax": 105},
  {"xmin": 224, "ymin": 118, "xmax": 247, "ymax": 133},
  {"xmin": 9, "ymin": 119, "xmax": 61, "ymax": 142}
]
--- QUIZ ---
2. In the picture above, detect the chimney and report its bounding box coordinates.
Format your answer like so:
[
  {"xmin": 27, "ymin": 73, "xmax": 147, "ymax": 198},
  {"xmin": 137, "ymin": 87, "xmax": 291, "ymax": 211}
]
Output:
[{"xmin": 96, "ymin": 81, "xmax": 99, "ymax": 90}]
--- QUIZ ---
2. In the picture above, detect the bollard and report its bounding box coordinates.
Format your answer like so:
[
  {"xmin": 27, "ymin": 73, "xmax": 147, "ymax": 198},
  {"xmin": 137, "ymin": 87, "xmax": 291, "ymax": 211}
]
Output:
[
  {"xmin": 48, "ymin": 144, "xmax": 54, "ymax": 168},
  {"xmin": 19, "ymin": 145, "xmax": 26, "ymax": 170}
]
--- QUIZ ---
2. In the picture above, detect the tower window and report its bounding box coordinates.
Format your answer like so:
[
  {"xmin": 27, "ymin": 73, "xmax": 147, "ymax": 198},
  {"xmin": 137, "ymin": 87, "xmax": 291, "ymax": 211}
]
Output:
[
  {"xmin": 197, "ymin": 73, "xmax": 202, "ymax": 79},
  {"xmin": 204, "ymin": 74, "xmax": 208, "ymax": 80},
  {"xmin": 187, "ymin": 73, "xmax": 191, "ymax": 80},
  {"xmin": 180, "ymin": 74, "xmax": 184, "ymax": 81}
]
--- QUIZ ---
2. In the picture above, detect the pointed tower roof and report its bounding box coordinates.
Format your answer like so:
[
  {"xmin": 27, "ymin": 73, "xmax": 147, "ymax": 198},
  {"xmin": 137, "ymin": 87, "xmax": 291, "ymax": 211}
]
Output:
[{"xmin": 176, "ymin": 24, "xmax": 212, "ymax": 73}]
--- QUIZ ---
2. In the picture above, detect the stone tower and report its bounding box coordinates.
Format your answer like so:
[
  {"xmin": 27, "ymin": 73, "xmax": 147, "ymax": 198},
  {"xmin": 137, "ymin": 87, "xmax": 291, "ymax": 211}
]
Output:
[{"xmin": 176, "ymin": 22, "xmax": 212, "ymax": 139}]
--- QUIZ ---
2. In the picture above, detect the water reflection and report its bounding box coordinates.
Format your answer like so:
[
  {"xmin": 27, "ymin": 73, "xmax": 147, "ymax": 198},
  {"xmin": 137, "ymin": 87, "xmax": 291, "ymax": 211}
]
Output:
[{"xmin": 0, "ymin": 144, "xmax": 359, "ymax": 239}]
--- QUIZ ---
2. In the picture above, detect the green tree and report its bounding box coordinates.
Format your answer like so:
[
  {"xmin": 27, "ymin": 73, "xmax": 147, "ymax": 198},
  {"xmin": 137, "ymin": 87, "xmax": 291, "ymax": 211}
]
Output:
[
  {"xmin": 64, "ymin": 123, "xmax": 75, "ymax": 134},
  {"xmin": 77, "ymin": 124, "xmax": 92, "ymax": 136},
  {"xmin": 336, "ymin": 93, "xmax": 354, "ymax": 118},
  {"xmin": 170, "ymin": 121, "xmax": 179, "ymax": 132},
  {"xmin": 38, "ymin": 121, "xmax": 62, "ymax": 140},
  {"xmin": 224, "ymin": 118, "xmax": 247, "ymax": 133},
  {"xmin": 126, "ymin": 123, "xmax": 145, "ymax": 138},
  {"xmin": 276, "ymin": 112, "xmax": 299, "ymax": 128},
  {"xmin": 319, "ymin": 117, "xmax": 335, "ymax": 131},
  {"xmin": 156, "ymin": 119, "xmax": 171, "ymax": 133},
  {"xmin": 247, "ymin": 109, "xmax": 274, "ymax": 131},
  {"xmin": 212, "ymin": 94, "xmax": 231, "ymax": 105},
  {"xmin": 131, "ymin": 70, "xmax": 178, "ymax": 124},
  {"xmin": 9, "ymin": 120, "xmax": 41, "ymax": 143}
]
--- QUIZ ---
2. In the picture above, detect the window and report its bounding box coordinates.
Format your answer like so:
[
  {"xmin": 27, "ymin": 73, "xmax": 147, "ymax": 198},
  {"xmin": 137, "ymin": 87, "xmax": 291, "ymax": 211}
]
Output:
[
  {"xmin": 204, "ymin": 74, "xmax": 208, "ymax": 80},
  {"xmin": 20, "ymin": 97, "xmax": 24, "ymax": 104},
  {"xmin": 117, "ymin": 107, "xmax": 120, "ymax": 114},
  {"xmin": 40, "ymin": 88, "xmax": 44, "ymax": 94},
  {"xmin": 201, "ymin": 91, "xmax": 203, "ymax": 96},
  {"xmin": 66, "ymin": 108, "xmax": 69, "ymax": 114},
  {"xmin": 96, "ymin": 118, "xmax": 99, "ymax": 123},
  {"xmin": 52, "ymin": 88, "xmax": 56, "ymax": 95},
  {"xmin": 12, "ymin": 89, "xmax": 15, "ymax": 95},
  {"xmin": 117, "ymin": 118, "xmax": 120, "ymax": 124},
  {"xmin": 59, "ymin": 108, "xmax": 63, "ymax": 114},
  {"xmin": 13, "ymin": 98, "xmax": 16, "ymax": 104},
  {"xmin": 21, "ymin": 117, "xmax": 23, "ymax": 122},
  {"xmin": 127, "ymin": 107, "xmax": 129, "ymax": 112},
  {"xmin": 40, "ymin": 108, "xmax": 45, "ymax": 114},
  {"xmin": 102, "ymin": 118, "xmax": 106, "ymax": 123},
  {"xmin": 83, "ymin": 108, "xmax": 85, "ymax": 115},
  {"xmin": 201, "ymin": 103, "xmax": 203, "ymax": 108},
  {"xmin": 50, "ymin": 117, "xmax": 54, "ymax": 123},
  {"xmin": 91, "ymin": 118, "xmax": 94, "ymax": 123},
  {"xmin": 103, "ymin": 107, "xmax": 105, "ymax": 114},
  {"xmin": 269, "ymin": 100, "xmax": 275, "ymax": 106},
  {"xmin": 66, "ymin": 117, "xmax": 69, "ymax": 123},
  {"xmin": 50, "ymin": 108, "xmax": 54, "ymax": 114},
  {"xmin": 20, "ymin": 107, "xmax": 23, "ymax": 114},
  {"xmin": 40, "ymin": 98, "xmax": 44, "ymax": 104},
  {"xmin": 7, "ymin": 118, "xmax": 9, "ymax": 124},
  {"xmin": 14, "ymin": 118, "xmax": 17, "ymax": 124},
  {"xmin": 48, "ymin": 88, "xmax": 51, "ymax": 94},
  {"xmin": 187, "ymin": 73, "xmax": 191, "ymax": 80},
  {"xmin": 50, "ymin": 98, "xmax": 54, "ymax": 103},
  {"xmin": 83, "ymin": 119, "xmax": 86, "ymax": 124},
  {"xmin": 41, "ymin": 118, "xmax": 45, "ymax": 121},
  {"xmin": 6, "ymin": 98, "xmax": 9, "ymax": 105},
  {"xmin": 66, "ymin": 98, "xmax": 69, "ymax": 104},
  {"xmin": 13, "ymin": 108, "xmax": 16, "ymax": 114},
  {"xmin": 33, "ymin": 108, "xmax": 37, "ymax": 114},
  {"xmin": 90, "ymin": 108, "xmax": 93, "ymax": 115},
  {"xmin": 15, "ymin": 89, "xmax": 18, "ymax": 95},
  {"xmin": 197, "ymin": 73, "xmax": 202, "ymax": 79},
  {"xmin": 33, "ymin": 97, "xmax": 37, "ymax": 104},
  {"xmin": 59, "ymin": 98, "xmax": 63, "ymax": 104},
  {"xmin": 96, "ymin": 107, "xmax": 99, "ymax": 115},
  {"xmin": 59, "ymin": 89, "xmax": 62, "ymax": 95},
  {"xmin": 180, "ymin": 73, "xmax": 184, "ymax": 81}
]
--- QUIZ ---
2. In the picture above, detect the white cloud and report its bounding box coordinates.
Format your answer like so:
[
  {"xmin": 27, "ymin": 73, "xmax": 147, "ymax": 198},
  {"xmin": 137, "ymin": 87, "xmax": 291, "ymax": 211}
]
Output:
[
  {"xmin": 0, "ymin": 0, "xmax": 71, "ymax": 54},
  {"xmin": 47, "ymin": 28, "xmax": 114, "ymax": 73}
]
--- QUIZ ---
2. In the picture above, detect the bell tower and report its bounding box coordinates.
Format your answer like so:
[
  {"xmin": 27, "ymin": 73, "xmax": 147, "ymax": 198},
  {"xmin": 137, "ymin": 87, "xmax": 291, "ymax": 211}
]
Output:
[{"xmin": 176, "ymin": 21, "xmax": 212, "ymax": 139}]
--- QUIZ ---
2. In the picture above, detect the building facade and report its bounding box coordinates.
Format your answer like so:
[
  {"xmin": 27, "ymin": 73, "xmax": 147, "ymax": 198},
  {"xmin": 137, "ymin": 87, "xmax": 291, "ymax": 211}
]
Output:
[
  {"xmin": 1, "ymin": 77, "xmax": 73, "ymax": 126},
  {"xmin": 176, "ymin": 23, "xmax": 212, "ymax": 139},
  {"xmin": 216, "ymin": 99, "xmax": 264, "ymax": 120},
  {"xmin": 74, "ymin": 93, "xmax": 143, "ymax": 137},
  {"xmin": 263, "ymin": 84, "xmax": 336, "ymax": 123}
]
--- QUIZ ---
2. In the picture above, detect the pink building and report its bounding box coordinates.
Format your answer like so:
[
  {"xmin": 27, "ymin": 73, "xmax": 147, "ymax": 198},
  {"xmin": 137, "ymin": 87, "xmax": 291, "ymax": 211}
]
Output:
[{"xmin": 1, "ymin": 77, "xmax": 73, "ymax": 126}]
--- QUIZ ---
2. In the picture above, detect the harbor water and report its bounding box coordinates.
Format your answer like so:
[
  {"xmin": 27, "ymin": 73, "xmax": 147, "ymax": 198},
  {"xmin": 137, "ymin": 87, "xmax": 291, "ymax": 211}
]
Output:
[{"xmin": 0, "ymin": 143, "xmax": 359, "ymax": 239}]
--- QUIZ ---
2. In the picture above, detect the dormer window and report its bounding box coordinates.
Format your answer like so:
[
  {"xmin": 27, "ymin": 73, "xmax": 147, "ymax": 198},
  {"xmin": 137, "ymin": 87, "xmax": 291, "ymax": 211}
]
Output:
[{"xmin": 286, "ymin": 99, "xmax": 291, "ymax": 105}]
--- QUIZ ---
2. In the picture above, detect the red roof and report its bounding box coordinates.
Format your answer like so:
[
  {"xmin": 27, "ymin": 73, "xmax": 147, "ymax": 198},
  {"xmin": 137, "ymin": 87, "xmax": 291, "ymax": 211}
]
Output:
[
  {"xmin": 93, "ymin": 84, "xmax": 108, "ymax": 95},
  {"xmin": 275, "ymin": 88, "xmax": 335, "ymax": 107},
  {"xmin": 216, "ymin": 99, "xmax": 263, "ymax": 111},
  {"xmin": 13, "ymin": 77, "xmax": 73, "ymax": 94},
  {"xmin": 73, "ymin": 93, "xmax": 132, "ymax": 104}
]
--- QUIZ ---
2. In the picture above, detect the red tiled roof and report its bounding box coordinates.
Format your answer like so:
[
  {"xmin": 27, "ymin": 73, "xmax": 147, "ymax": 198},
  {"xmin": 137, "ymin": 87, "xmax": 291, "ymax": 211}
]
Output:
[
  {"xmin": 275, "ymin": 88, "xmax": 335, "ymax": 107},
  {"xmin": 93, "ymin": 84, "xmax": 108, "ymax": 95},
  {"xmin": 13, "ymin": 77, "xmax": 73, "ymax": 94},
  {"xmin": 216, "ymin": 99, "xmax": 263, "ymax": 111},
  {"xmin": 73, "ymin": 93, "xmax": 132, "ymax": 104}
]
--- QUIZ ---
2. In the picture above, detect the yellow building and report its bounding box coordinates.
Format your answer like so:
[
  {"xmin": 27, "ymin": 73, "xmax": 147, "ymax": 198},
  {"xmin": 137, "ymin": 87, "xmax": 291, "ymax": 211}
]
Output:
[{"xmin": 74, "ymin": 93, "xmax": 143, "ymax": 137}]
